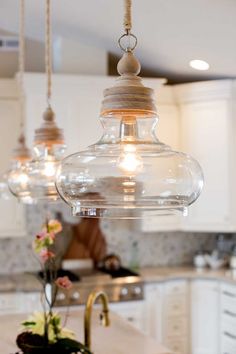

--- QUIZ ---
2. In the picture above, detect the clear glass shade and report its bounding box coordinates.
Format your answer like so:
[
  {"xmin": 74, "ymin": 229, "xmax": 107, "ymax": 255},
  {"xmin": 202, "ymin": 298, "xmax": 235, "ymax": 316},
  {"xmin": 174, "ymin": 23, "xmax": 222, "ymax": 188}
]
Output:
[
  {"xmin": 0, "ymin": 173, "xmax": 12, "ymax": 200},
  {"xmin": 8, "ymin": 143, "xmax": 65, "ymax": 203},
  {"xmin": 56, "ymin": 114, "xmax": 204, "ymax": 219}
]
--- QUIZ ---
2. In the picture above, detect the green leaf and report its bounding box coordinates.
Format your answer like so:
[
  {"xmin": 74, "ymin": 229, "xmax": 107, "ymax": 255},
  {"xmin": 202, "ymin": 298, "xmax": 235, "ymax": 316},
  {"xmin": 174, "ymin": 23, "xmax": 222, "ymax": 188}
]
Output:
[{"xmin": 22, "ymin": 321, "xmax": 36, "ymax": 327}]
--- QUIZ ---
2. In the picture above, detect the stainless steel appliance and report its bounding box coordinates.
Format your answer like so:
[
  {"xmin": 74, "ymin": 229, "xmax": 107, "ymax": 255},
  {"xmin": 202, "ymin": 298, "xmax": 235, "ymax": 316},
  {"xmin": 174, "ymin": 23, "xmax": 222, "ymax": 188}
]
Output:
[{"xmin": 52, "ymin": 268, "xmax": 144, "ymax": 307}]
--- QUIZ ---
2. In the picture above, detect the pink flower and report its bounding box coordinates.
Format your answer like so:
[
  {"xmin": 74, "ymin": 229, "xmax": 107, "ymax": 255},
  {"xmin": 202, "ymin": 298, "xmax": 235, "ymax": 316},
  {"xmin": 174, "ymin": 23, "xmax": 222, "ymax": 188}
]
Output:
[
  {"xmin": 39, "ymin": 249, "xmax": 55, "ymax": 263},
  {"xmin": 55, "ymin": 276, "xmax": 73, "ymax": 290},
  {"xmin": 36, "ymin": 231, "xmax": 48, "ymax": 240}
]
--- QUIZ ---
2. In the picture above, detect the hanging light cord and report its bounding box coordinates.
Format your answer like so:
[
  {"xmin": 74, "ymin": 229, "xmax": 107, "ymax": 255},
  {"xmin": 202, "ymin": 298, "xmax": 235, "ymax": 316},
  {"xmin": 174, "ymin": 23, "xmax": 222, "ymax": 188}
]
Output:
[
  {"xmin": 119, "ymin": 0, "xmax": 137, "ymax": 52},
  {"xmin": 124, "ymin": 0, "xmax": 132, "ymax": 34},
  {"xmin": 45, "ymin": 0, "xmax": 52, "ymax": 106},
  {"xmin": 18, "ymin": 0, "xmax": 25, "ymax": 133}
]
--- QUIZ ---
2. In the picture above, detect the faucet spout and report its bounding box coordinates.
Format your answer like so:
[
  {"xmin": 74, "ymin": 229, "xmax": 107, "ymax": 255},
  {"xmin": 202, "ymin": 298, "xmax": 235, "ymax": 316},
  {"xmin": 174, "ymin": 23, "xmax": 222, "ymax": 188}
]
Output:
[{"xmin": 84, "ymin": 290, "xmax": 110, "ymax": 351}]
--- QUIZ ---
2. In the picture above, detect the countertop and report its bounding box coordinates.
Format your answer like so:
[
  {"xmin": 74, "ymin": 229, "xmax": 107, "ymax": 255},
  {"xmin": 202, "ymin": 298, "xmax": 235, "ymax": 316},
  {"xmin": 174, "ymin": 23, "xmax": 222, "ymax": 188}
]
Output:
[
  {"xmin": 139, "ymin": 266, "xmax": 236, "ymax": 284},
  {"xmin": 0, "ymin": 310, "xmax": 171, "ymax": 354},
  {"xmin": 1, "ymin": 266, "xmax": 236, "ymax": 293}
]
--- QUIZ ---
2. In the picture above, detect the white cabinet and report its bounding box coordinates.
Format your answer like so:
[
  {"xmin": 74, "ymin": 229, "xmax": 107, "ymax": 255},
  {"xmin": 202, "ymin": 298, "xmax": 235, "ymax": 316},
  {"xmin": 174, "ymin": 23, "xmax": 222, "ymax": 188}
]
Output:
[
  {"xmin": 162, "ymin": 280, "xmax": 189, "ymax": 354},
  {"xmin": 191, "ymin": 279, "xmax": 220, "ymax": 354},
  {"xmin": 109, "ymin": 300, "xmax": 146, "ymax": 333},
  {"xmin": 142, "ymin": 80, "xmax": 236, "ymax": 232},
  {"xmin": 144, "ymin": 279, "xmax": 190, "ymax": 354},
  {"xmin": 176, "ymin": 80, "xmax": 236, "ymax": 232},
  {"xmin": 220, "ymin": 283, "xmax": 236, "ymax": 354},
  {"xmin": 0, "ymin": 292, "xmax": 41, "ymax": 315},
  {"xmin": 144, "ymin": 283, "xmax": 163, "ymax": 341},
  {"xmin": 0, "ymin": 79, "xmax": 27, "ymax": 238}
]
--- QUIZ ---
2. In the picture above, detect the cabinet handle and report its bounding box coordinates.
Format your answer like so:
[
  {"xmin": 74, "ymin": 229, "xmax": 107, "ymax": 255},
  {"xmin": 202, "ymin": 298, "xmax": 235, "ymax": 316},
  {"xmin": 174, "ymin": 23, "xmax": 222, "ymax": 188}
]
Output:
[
  {"xmin": 224, "ymin": 310, "xmax": 236, "ymax": 318},
  {"xmin": 127, "ymin": 317, "xmax": 134, "ymax": 322},
  {"xmin": 223, "ymin": 291, "xmax": 236, "ymax": 298},
  {"xmin": 224, "ymin": 331, "xmax": 236, "ymax": 340}
]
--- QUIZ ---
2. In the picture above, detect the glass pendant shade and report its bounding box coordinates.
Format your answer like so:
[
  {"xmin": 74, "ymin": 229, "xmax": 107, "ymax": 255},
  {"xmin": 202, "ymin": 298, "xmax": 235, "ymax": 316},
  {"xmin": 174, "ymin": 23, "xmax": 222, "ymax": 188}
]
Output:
[
  {"xmin": 56, "ymin": 51, "xmax": 204, "ymax": 219},
  {"xmin": 8, "ymin": 107, "xmax": 65, "ymax": 203},
  {"xmin": 0, "ymin": 173, "xmax": 12, "ymax": 200}
]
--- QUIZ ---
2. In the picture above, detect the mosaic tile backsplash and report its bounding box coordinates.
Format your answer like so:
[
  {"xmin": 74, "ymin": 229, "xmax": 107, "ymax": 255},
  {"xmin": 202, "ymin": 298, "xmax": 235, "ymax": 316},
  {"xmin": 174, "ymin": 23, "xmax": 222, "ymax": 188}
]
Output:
[{"xmin": 0, "ymin": 203, "xmax": 217, "ymax": 274}]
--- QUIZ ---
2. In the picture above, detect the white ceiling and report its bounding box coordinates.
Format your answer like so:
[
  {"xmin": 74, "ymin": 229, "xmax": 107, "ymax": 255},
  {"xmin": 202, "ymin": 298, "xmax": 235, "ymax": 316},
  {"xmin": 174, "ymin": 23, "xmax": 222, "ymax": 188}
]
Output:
[{"xmin": 0, "ymin": 0, "xmax": 236, "ymax": 82}]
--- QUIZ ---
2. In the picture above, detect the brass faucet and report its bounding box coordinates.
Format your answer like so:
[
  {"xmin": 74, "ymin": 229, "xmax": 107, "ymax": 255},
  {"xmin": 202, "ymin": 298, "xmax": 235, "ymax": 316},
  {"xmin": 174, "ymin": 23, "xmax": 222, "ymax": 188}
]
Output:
[{"xmin": 84, "ymin": 290, "xmax": 110, "ymax": 351}]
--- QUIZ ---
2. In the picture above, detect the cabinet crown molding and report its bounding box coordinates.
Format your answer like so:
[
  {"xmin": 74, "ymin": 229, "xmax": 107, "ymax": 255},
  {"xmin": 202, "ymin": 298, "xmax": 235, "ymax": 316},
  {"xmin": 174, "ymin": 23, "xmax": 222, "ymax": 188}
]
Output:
[{"xmin": 174, "ymin": 79, "xmax": 233, "ymax": 103}]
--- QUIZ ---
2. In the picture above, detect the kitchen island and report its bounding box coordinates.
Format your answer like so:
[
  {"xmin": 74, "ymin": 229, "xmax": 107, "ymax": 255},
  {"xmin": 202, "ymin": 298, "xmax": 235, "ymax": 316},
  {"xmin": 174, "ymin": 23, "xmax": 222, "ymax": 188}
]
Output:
[{"xmin": 0, "ymin": 309, "xmax": 171, "ymax": 354}]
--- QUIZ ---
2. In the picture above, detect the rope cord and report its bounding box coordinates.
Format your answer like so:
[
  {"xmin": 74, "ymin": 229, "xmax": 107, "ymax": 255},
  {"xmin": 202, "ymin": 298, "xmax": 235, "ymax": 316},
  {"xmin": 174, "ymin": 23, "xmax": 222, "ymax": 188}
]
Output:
[
  {"xmin": 45, "ymin": 0, "xmax": 52, "ymax": 105},
  {"xmin": 124, "ymin": 0, "xmax": 132, "ymax": 33},
  {"xmin": 18, "ymin": 0, "xmax": 25, "ymax": 132}
]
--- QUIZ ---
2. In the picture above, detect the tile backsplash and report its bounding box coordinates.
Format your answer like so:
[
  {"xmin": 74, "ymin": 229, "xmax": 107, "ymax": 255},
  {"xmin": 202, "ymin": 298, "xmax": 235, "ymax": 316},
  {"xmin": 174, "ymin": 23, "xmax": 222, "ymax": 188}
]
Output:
[{"xmin": 0, "ymin": 203, "xmax": 217, "ymax": 274}]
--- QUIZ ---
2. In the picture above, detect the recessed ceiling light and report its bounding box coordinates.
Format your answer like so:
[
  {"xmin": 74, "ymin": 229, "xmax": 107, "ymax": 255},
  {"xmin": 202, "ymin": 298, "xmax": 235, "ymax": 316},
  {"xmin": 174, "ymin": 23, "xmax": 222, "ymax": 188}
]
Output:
[{"xmin": 189, "ymin": 59, "xmax": 210, "ymax": 71}]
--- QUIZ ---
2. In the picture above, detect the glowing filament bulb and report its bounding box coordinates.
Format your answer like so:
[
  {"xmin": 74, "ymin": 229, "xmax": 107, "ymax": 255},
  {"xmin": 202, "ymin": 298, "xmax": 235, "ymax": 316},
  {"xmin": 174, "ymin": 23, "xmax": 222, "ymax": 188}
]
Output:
[
  {"xmin": 43, "ymin": 161, "xmax": 57, "ymax": 178},
  {"xmin": 117, "ymin": 144, "xmax": 143, "ymax": 174}
]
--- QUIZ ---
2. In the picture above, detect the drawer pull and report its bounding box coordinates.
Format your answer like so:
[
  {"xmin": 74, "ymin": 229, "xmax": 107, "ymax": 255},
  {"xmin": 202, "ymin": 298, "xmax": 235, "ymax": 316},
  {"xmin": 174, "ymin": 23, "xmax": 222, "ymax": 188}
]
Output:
[
  {"xmin": 224, "ymin": 331, "xmax": 236, "ymax": 340},
  {"xmin": 224, "ymin": 310, "xmax": 236, "ymax": 318},
  {"xmin": 223, "ymin": 291, "xmax": 236, "ymax": 298}
]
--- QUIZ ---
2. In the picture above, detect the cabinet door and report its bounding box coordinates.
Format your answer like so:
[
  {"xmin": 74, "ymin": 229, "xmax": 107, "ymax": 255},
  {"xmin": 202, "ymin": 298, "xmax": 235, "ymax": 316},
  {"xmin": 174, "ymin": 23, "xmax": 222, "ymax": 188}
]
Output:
[
  {"xmin": 180, "ymin": 100, "xmax": 231, "ymax": 231},
  {"xmin": 0, "ymin": 96, "xmax": 26, "ymax": 237},
  {"xmin": 191, "ymin": 280, "xmax": 220, "ymax": 354},
  {"xmin": 162, "ymin": 280, "xmax": 189, "ymax": 354},
  {"xmin": 109, "ymin": 301, "xmax": 145, "ymax": 332},
  {"xmin": 144, "ymin": 283, "xmax": 163, "ymax": 342}
]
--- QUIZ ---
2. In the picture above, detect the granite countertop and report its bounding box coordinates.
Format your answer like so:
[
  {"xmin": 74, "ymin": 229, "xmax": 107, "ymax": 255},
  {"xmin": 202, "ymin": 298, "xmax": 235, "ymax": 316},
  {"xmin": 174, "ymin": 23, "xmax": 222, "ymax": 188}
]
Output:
[
  {"xmin": 1, "ymin": 266, "xmax": 236, "ymax": 293},
  {"xmin": 0, "ymin": 310, "xmax": 171, "ymax": 354},
  {"xmin": 0, "ymin": 273, "xmax": 41, "ymax": 292},
  {"xmin": 139, "ymin": 266, "xmax": 236, "ymax": 285}
]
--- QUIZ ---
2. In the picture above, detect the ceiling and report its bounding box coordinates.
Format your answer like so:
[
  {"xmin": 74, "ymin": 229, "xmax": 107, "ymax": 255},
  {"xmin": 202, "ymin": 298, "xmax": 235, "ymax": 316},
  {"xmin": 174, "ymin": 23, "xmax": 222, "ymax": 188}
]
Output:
[{"xmin": 0, "ymin": 0, "xmax": 236, "ymax": 83}]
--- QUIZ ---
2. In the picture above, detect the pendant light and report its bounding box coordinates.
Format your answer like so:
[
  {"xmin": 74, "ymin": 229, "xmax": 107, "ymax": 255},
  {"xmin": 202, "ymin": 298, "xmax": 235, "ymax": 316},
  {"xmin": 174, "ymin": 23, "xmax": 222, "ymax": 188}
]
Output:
[
  {"xmin": 7, "ymin": 0, "xmax": 32, "ymax": 203},
  {"xmin": 56, "ymin": 0, "xmax": 204, "ymax": 219},
  {"xmin": 9, "ymin": 0, "xmax": 66, "ymax": 203}
]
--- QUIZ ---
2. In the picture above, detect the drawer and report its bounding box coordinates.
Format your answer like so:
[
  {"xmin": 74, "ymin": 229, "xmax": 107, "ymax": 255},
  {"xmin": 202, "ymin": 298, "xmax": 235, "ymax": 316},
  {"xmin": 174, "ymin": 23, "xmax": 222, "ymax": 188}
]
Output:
[
  {"xmin": 221, "ymin": 283, "xmax": 236, "ymax": 300},
  {"xmin": 165, "ymin": 294, "xmax": 188, "ymax": 316},
  {"xmin": 165, "ymin": 336, "xmax": 188, "ymax": 354},
  {"xmin": 0, "ymin": 293, "xmax": 22, "ymax": 314},
  {"xmin": 165, "ymin": 316, "xmax": 188, "ymax": 337},
  {"xmin": 165, "ymin": 280, "xmax": 188, "ymax": 295},
  {"xmin": 221, "ymin": 294, "xmax": 236, "ymax": 315},
  {"xmin": 221, "ymin": 332, "xmax": 236, "ymax": 354}
]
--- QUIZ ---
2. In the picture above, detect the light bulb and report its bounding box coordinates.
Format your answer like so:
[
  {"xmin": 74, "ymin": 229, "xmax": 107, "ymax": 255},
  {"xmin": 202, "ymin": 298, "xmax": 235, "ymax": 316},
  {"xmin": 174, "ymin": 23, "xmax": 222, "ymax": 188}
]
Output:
[
  {"xmin": 117, "ymin": 144, "xmax": 143, "ymax": 175},
  {"xmin": 14, "ymin": 171, "xmax": 29, "ymax": 188},
  {"xmin": 42, "ymin": 161, "xmax": 57, "ymax": 178}
]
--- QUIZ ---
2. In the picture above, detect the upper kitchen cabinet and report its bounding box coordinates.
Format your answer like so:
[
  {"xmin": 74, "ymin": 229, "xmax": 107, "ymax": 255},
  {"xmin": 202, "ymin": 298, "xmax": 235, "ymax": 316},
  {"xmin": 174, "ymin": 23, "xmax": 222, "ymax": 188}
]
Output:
[
  {"xmin": 0, "ymin": 79, "xmax": 27, "ymax": 238},
  {"xmin": 175, "ymin": 80, "xmax": 236, "ymax": 232},
  {"xmin": 143, "ymin": 80, "xmax": 236, "ymax": 232}
]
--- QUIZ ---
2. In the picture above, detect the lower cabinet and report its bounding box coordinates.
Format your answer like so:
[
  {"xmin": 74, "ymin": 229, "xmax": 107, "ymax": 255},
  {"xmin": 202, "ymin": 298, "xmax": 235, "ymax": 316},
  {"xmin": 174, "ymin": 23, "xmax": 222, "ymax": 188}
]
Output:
[
  {"xmin": 144, "ymin": 283, "xmax": 163, "ymax": 342},
  {"xmin": 144, "ymin": 279, "xmax": 222, "ymax": 354},
  {"xmin": 220, "ymin": 283, "xmax": 236, "ymax": 354},
  {"xmin": 144, "ymin": 279, "xmax": 189, "ymax": 353},
  {"xmin": 109, "ymin": 300, "xmax": 146, "ymax": 333},
  {"xmin": 191, "ymin": 280, "xmax": 220, "ymax": 354},
  {"xmin": 0, "ymin": 292, "xmax": 41, "ymax": 315},
  {"xmin": 162, "ymin": 280, "xmax": 189, "ymax": 354}
]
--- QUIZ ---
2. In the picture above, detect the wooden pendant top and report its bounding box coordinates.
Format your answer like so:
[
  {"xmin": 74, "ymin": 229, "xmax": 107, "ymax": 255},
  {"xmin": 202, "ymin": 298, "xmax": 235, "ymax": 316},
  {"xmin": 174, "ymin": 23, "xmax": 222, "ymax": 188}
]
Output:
[
  {"xmin": 34, "ymin": 106, "xmax": 64, "ymax": 146},
  {"xmin": 101, "ymin": 51, "xmax": 157, "ymax": 118}
]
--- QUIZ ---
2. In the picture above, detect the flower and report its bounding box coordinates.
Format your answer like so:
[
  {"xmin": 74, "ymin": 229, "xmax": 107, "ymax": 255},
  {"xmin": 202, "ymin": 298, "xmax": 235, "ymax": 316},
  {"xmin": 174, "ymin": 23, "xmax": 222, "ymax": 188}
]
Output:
[
  {"xmin": 39, "ymin": 249, "xmax": 55, "ymax": 263},
  {"xmin": 33, "ymin": 232, "xmax": 55, "ymax": 254},
  {"xmin": 55, "ymin": 276, "xmax": 73, "ymax": 290},
  {"xmin": 16, "ymin": 218, "xmax": 92, "ymax": 354},
  {"xmin": 44, "ymin": 219, "xmax": 62, "ymax": 235},
  {"xmin": 22, "ymin": 312, "xmax": 76, "ymax": 343}
]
